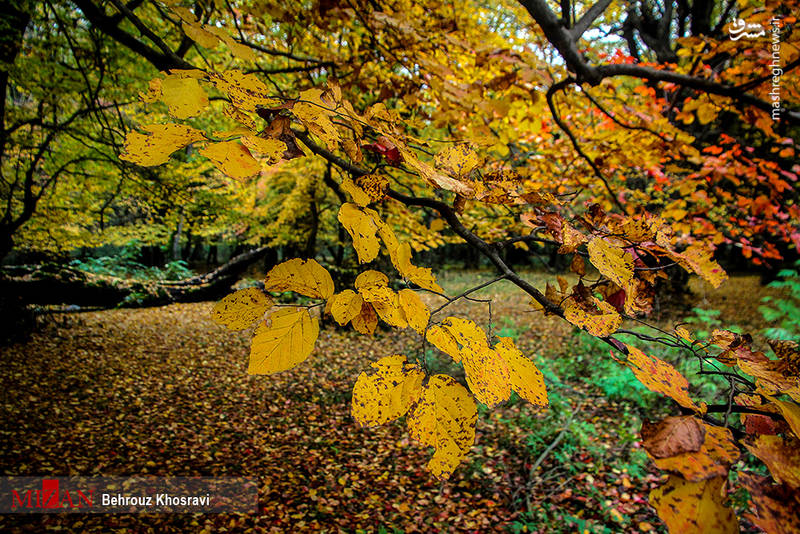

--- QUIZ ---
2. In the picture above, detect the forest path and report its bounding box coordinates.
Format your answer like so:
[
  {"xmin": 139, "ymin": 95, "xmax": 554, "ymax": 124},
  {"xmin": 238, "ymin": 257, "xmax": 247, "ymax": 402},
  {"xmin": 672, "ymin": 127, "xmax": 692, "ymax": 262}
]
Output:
[{"xmin": 0, "ymin": 275, "xmax": 778, "ymax": 533}]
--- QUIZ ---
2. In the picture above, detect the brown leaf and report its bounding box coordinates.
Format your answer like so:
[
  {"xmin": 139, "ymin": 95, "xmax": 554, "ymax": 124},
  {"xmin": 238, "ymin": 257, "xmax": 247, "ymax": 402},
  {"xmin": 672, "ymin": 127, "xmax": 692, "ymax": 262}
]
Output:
[{"xmin": 641, "ymin": 416, "xmax": 706, "ymax": 459}]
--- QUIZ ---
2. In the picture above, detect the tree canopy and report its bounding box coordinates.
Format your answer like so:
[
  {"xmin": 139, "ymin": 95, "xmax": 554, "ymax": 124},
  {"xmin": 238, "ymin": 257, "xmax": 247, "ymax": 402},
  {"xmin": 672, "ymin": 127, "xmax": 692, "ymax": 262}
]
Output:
[{"xmin": 2, "ymin": 0, "xmax": 800, "ymax": 531}]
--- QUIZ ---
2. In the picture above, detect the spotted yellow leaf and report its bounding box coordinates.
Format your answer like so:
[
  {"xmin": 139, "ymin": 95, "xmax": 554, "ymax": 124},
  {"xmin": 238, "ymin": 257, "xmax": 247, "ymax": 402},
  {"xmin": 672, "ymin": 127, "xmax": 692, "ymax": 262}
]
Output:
[
  {"xmin": 587, "ymin": 237, "xmax": 634, "ymax": 289},
  {"xmin": 338, "ymin": 203, "xmax": 382, "ymax": 263},
  {"xmin": 625, "ymin": 344, "xmax": 703, "ymax": 412},
  {"xmin": 426, "ymin": 325, "xmax": 462, "ymax": 363},
  {"xmin": 407, "ymin": 374, "xmax": 478, "ymax": 479},
  {"xmin": 249, "ymin": 308, "xmax": 319, "ymax": 374},
  {"xmin": 209, "ymin": 69, "xmax": 278, "ymax": 112},
  {"xmin": 351, "ymin": 354, "xmax": 424, "ymax": 427},
  {"xmin": 563, "ymin": 296, "xmax": 622, "ymax": 337},
  {"xmin": 649, "ymin": 476, "xmax": 737, "ymax": 534},
  {"xmin": 462, "ymin": 346, "xmax": 511, "ymax": 407},
  {"xmin": 372, "ymin": 294, "xmax": 408, "ymax": 328},
  {"xmin": 351, "ymin": 301, "xmax": 378, "ymax": 335},
  {"xmin": 440, "ymin": 317, "xmax": 489, "ymax": 352},
  {"xmin": 211, "ymin": 287, "xmax": 273, "ymax": 331},
  {"xmin": 652, "ymin": 424, "xmax": 740, "ymax": 481},
  {"xmin": 264, "ymin": 258, "xmax": 335, "ymax": 300},
  {"xmin": 377, "ymin": 222, "xmax": 444, "ymax": 293},
  {"xmin": 340, "ymin": 178, "xmax": 372, "ymax": 207},
  {"xmin": 494, "ymin": 337, "xmax": 548, "ymax": 406},
  {"xmin": 240, "ymin": 136, "xmax": 287, "ymax": 163},
  {"xmin": 398, "ymin": 289, "xmax": 429, "ymax": 334},
  {"xmin": 293, "ymin": 88, "xmax": 340, "ymax": 150},
  {"xmin": 200, "ymin": 141, "xmax": 261, "ymax": 180},
  {"xmin": 434, "ymin": 144, "xmax": 481, "ymax": 179},
  {"xmin": 120, "ymin": 124, "xmax": 205, "ymax": 166},
  {"xmin": 328, "ymin": 290, "xmax": 363, "ymax": 325}
]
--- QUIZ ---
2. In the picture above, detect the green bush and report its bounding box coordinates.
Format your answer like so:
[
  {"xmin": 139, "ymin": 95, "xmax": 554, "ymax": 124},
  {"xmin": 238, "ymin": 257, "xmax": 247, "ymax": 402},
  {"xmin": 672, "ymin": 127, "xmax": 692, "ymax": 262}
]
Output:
[
  {"xmin": 759, "ymin": 261, "xmax": 800, "ymax": 341},
  {"xmin": 70, "ymin": 243, "xmax": 195, "ymax": 281}
]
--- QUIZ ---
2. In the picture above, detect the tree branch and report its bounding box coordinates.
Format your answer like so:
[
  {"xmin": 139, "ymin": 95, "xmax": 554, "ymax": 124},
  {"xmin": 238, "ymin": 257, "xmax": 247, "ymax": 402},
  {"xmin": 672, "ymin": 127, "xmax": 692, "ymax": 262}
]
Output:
[{"xmin": 569, "ymin": 0, "xmax": 613, "ymax": 39}]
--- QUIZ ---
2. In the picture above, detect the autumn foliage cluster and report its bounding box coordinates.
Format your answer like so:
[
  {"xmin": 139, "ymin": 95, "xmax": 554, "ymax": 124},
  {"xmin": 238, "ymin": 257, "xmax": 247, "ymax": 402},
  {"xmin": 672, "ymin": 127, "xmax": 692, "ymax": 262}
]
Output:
[{"xmin": 3, "ymin": 0, "xmax": 800, "ymax": 531}]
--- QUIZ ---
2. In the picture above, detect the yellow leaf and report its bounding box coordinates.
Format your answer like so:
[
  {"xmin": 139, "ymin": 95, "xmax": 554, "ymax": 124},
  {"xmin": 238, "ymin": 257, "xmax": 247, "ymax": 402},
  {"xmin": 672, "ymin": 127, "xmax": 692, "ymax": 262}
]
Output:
[
  {"xmin": 563, "ymin": 297, "xmax": 622, "ymax": 337},
  {"xmin": 120, "ymin": 124, "xmax": 205, "ymax": 166},
  {"xmin": 587, "ymin": 237, "xmax": 634, "ymax": 290},
  {"xmin": 340, "ymin": 178, "xmax": 372, "ymax": 207},
  {"xmin": 355, "ymin": 270, "xmax": 390, "ymax": 300},
  {"xmin": 398, "ymin": 289, "xmax": 429, "ymax": 334},
  {"xmin": 771, "ymin": 398, "xmax": 800, "ymax": 439},
  {"xmin": 181, "ymin": 21, "xmax": 220, "ymax": 48},
  {"xmin": 139, "ymin": 78, "xmax": 162, "ymax": 103},
  {"xmin": 433, "ymin": 144, "xmax": 481, "ymax": 179},
  {"xmin": 354, "ymin": 174, "xmax": 388, "ymax": 202},
  {"xmin": 338, "ymin": 203, "xmax": 381, "ymax": 263},
  {"xmin": 440, "ymin": 316, "xmax": 489, "ymax": 352},
  {"xmin": 626, "ymin": 344, "xmax": 702, "ymax": 412},
  {"xmin": 240, "ymin": 136, "xmax": 287, "ymax": 163},
  {"xmin": 433, "ymin": 317, "xmax": 511, "ymax": 407},
  {"xmin": 264, "ymin": 258, "xmax": 335, "ymax": 300},
  {"xmin": 407, "ymin": 375, "xmax": 477, "ymax": 479},
  {"xmin": 696, "ymin": 103, "xmax": 718, "ymax": 125},
  {"xmin": 210, "ymin": 70, "xmax": 278, "ymax": 112},
  {"xmin": 402, "ymin": 147, "xmax": 474, "ymax": 196},
  {"xmin": 161, "ymin": 75, "xmax": 208, "ymax": 119},
  {"xmin": 649, "ymin": 476, "xmax": 738, "ymax": 534},
  {"xmin": 328, "ymin": 290, "xmax": 363, "ymax": 325},
  {"xmin": 426, "ymin": 325, "xmax": 462, "ymax": 363},
  {"xmin": 494, "ymin": 337, "xmax": 548, "ymax": 406},
  {"xmin": 372, "ymin": 293, "xmax": 408, "ymax": 328},
  {"xmin": 406, "ymin": 265, "xmax": 444, "ymax": 294},
  {"xmin": 293, "ymin": 88, "xmax": 340, "ymax": 150},
  {"xmin": 200, "ymin": 141, "xmax": 260, "ymax": 180},
  {"xmin": 430, "ymin": 219, "xmax": 446, "ymax": 232},
  {"xmin": 351, "ymin": 301, "xmax": 378, "ymax": 335},
  {"xmin": 211, "ymin": 287, "xmax": 273, "ymax": 330},
  {"xmin": 462, "ymin": 345, "xmax": 511, "ymax": 407},
  {"xmin": 673, "ymin": 245, "xmax": 728, "ymax": 289},
  {"xmin": 249, "ymin": 308, "xmax": 319, "ymax": 374},
  {"xmin": 376, "ymin": 222, "xmax": 444, "ymax": 293},
  {"xmin": 229, "ymin": 41, "xmax": 258, "ymax": 62},
  {"xmin": 351, "ymin": 354, "xmax": 424, "ymax": 427},
  {"xmin": 743, "ymin": 435, "xmax": 800, "ymax": 490}
]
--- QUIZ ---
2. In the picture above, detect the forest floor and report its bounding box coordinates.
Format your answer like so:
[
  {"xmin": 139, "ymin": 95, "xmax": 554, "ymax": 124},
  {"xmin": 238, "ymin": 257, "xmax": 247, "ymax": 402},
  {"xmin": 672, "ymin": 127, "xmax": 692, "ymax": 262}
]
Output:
[{"xmin": 0, "ymin": 273, "xmax": 784, "ymax": 533}]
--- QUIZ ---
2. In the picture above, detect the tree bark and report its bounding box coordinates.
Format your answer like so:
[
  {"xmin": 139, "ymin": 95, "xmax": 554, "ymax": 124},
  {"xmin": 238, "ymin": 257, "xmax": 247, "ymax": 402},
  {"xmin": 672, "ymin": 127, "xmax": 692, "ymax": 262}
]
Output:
[{"xmin": 0, "ymin": 246, "xmax": 272, "ymax": 308}]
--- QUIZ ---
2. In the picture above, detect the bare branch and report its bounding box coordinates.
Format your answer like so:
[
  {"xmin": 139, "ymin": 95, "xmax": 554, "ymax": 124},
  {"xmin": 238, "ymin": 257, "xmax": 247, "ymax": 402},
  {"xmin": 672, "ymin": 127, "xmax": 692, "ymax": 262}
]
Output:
[{"xmin": 570, "ymin": 0, "xmax": 613, "ymax": 39}]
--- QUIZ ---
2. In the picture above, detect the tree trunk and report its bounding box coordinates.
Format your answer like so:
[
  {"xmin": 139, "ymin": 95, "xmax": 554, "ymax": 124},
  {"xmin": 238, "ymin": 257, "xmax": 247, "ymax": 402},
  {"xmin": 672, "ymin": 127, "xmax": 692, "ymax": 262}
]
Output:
[{"xmin": 0, "ymin": 246, "xmax": 272, "ymax": 309}]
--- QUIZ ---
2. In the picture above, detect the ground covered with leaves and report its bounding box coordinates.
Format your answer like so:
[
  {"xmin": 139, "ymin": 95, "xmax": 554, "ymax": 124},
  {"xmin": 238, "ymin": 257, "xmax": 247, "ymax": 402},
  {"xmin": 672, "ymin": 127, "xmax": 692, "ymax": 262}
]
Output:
[{"xmin": 0, "ymin": 274, "xmax": 782, "ymax": 533}]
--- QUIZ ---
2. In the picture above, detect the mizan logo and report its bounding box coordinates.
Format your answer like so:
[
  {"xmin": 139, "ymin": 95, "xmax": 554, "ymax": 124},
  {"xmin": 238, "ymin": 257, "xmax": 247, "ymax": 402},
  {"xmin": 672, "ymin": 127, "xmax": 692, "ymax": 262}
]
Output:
[{"xmin": 11, "ymin": 479, "xmax": 94, "ymax": 510}]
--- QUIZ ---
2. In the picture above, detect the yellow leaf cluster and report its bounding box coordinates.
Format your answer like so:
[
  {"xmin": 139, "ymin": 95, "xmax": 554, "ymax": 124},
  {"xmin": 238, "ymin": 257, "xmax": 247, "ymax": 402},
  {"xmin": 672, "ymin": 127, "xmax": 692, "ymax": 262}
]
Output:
[{"xmin": 426, "ymin": 317, "xmax": 547, "ymax": 408}]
